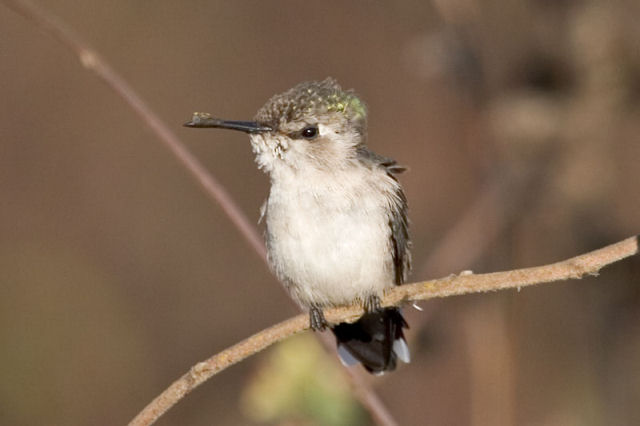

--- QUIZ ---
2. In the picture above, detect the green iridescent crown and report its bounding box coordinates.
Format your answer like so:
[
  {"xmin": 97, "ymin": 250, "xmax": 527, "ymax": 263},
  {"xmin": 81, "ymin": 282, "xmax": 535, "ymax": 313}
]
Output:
[{"xmin": 255, "ymin": 78, "xmax": 367, "ymax": 131}]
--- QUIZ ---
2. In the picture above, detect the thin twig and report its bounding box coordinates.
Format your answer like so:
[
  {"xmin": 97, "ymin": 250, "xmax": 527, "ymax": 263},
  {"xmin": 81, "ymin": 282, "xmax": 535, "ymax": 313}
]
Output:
[
  {"xmin": 317, "ymin": 332, "xmax": 399, "ymax": 426},
  {"xmin": 1, "ymin": 0, "xmax": 399, "ymax": 423},
  {"xmin": 343, "ymin": 367, "xmax": 399, "ymax": 426},
  {"xmin": 129, "ymin": 235, "xmax": 638, "ymax": 426},
  {"xmin": 2, "ymin": 0, "xmax": 267, "ymax": 261}
]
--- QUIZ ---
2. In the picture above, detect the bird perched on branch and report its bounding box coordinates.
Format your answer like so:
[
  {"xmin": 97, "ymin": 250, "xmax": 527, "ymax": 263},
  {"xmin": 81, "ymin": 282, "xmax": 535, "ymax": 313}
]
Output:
[{"xmin": 185, "ymin": 78, "xmax": 411, "ymax": 374}]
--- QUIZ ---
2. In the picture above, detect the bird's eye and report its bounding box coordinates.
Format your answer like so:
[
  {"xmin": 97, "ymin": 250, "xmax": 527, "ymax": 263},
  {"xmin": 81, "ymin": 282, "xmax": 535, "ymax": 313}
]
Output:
[{"xmin": 301, "ymin": 126, "xmax": 318, "ymax": 140}]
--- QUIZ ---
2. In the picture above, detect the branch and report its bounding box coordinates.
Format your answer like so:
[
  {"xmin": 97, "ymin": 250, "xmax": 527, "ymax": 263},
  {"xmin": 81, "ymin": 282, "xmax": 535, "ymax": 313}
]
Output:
[{"xmin": 129, "ymin": 235, "xmax": 638, "ymax": 426}]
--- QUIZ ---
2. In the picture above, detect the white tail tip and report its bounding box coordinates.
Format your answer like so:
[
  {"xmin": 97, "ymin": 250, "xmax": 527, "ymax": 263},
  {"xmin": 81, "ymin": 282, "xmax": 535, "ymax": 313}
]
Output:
[
  {"xmin": 393, "ymin": 338, "xmax": 411, "ymax": 363},
  {"xmin": 337, "ymin": 344, "xmax": 359, "ymax": 366}
]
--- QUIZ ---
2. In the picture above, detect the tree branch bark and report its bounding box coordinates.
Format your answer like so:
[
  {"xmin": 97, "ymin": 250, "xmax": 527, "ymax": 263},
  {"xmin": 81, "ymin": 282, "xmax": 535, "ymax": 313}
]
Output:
[{"xmin": 129, "ymin": 235, "xmax": 638, "ymax": 426}]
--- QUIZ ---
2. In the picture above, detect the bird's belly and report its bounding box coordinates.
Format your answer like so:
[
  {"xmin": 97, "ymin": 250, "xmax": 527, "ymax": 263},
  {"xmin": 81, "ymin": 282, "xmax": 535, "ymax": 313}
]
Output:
[{"xmin": 266, "ymin": 202, "xmax": 393, "ymax": 308}]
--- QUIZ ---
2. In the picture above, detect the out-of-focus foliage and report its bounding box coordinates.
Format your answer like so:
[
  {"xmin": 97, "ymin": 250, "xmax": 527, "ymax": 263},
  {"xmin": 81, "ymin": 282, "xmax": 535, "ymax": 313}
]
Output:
[{"xmin": 241, "ymin": 335, "xmax": 366, "ymax": 426}]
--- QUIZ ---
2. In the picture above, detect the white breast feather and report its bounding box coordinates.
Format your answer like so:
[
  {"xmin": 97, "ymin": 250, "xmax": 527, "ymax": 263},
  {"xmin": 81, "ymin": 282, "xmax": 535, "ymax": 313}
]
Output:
[{"xmin": 265, "ymin": 166, "xmax": 398, "ymax": 308}]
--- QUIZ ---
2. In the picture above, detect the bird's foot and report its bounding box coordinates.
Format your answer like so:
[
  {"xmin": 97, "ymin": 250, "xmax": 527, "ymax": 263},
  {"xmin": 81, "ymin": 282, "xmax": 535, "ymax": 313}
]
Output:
[
  {"xmin": 363, "ymin": 294, "xmax": 382, "ymax": 313},
  {"xmin": 309, "ymin": 305, "xmax": 328, "ymax": 331}
]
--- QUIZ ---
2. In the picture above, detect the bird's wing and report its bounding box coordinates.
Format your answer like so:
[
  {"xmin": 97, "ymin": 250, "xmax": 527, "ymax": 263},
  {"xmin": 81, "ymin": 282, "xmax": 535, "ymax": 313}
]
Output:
[{"xmin": 356, "ymin": 146, "xmax": 411, "ymax": 285}]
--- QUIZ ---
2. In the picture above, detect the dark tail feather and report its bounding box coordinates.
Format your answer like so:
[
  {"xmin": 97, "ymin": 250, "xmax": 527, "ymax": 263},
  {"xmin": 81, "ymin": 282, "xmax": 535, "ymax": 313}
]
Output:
[{"xmin": 332, "ymin": 308, "xmax": 409, "ymax": 374}]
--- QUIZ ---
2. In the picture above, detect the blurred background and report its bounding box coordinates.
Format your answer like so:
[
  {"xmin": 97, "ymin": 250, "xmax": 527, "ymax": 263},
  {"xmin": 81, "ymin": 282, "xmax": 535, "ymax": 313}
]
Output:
[{"xmin": 2, "ymin": 1, "xmax": 640, "ymax": 425}]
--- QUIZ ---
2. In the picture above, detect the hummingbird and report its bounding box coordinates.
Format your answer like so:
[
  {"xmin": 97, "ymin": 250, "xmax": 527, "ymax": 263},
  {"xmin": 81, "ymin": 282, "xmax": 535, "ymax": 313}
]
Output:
[{"xmin": 184, "ymin": 78, "xmax": 411, "ymax": 374}]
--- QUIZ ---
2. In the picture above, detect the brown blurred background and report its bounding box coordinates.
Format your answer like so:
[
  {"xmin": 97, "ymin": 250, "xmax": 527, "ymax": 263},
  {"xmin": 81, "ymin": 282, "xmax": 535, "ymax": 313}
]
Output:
[{"xmin": 2, "ymin": 1, "xmax": 640, "ymax": 425}]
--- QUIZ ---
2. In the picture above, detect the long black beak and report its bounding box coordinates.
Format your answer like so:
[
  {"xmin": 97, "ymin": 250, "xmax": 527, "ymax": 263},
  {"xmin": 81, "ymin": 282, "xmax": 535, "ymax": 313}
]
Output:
[{"xmin": 183, "ymin": 112, "xmax": 271, "ymax": 134}]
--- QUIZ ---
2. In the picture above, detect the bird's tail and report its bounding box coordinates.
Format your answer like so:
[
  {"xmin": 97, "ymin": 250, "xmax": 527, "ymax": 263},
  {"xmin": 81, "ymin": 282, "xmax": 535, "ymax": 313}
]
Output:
[{"xmin": 332, "ymin": 307, "xmax": 410, "ymax": 374}]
